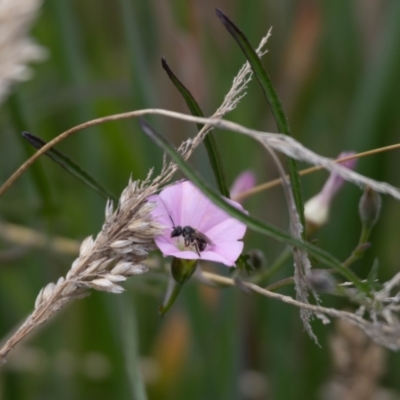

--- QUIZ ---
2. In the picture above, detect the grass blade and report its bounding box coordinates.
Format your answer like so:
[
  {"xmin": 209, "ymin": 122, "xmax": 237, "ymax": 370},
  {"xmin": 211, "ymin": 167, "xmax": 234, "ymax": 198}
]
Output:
[
  {"xmin": 23, "ymin": 132, "xmax": 117, "ymax": 202},
  {"xmin": 138, "ymin": 117, "xmax": 368, "ymax": 293},
  {"xmin": 161, "ymin": 57, "xmax": 230, "ymax": 198},
  {"xmin": 7, "ymin": 94, "xmax": 54, "ymax": 212},
  {"xmin": 215, "ymin": 8, "xmax": 306, "ymax": 229}
]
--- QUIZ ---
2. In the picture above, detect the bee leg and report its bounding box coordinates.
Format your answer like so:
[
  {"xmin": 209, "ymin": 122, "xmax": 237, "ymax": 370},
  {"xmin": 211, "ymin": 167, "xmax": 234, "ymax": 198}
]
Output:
[{"xmin": 194, "ymin": 242, "xmax": 201, "ymax": 257}]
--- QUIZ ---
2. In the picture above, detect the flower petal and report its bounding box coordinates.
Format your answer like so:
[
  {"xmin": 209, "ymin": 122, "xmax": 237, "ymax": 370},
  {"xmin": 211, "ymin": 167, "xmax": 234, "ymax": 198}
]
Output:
[
  {"xmin": 204, "ymin": 216, "xmax": 247, "ymax": 242},
  {"xmin": 154, "ymin": 236, "xmax": 182, "ymax": 256},
  {"xmin": 147, "ymin": 195, "xmax": 169, "ymax": 225},
  {"xmin": 230, "ymin": 170, "xmax": 256, "ymax": 199},
  {"xmin": 149, "ymin": 181, "xmax": 247, "ymax": 266},
  {"xmin": 201, "ymin": 240, "xmax": 244, "ymax": 266}
]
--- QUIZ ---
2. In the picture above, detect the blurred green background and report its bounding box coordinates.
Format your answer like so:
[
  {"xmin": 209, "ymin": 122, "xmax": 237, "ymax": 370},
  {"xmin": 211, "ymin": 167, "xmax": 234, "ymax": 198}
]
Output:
[{"xmin": 1, "ymin": 0, "xmax": 400, "ymax": 399}]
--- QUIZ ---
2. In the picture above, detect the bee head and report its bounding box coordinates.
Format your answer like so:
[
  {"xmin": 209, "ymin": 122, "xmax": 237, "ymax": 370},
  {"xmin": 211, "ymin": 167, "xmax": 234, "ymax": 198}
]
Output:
[{"xmin": 171, "ymin": 225, "xmax": 182, "ymax": 238}]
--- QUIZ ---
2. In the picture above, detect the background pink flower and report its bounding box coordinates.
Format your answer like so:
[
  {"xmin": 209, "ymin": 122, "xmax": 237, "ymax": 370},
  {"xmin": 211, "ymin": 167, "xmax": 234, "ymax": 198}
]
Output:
[
  {"xmin": 304, "ymin": 151, "xmax": 357, "ymax": 227},
  {"xmin": 230, "ymin": 170, "xmax": 256, "ymax": 200},
  {"xmin": 148, "ymin": 181, "xmax": 247, "ymax": 266}
]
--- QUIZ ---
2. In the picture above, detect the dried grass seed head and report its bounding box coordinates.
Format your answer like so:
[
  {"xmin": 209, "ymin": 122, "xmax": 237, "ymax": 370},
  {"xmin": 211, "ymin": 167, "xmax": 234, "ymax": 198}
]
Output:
[{"xmin": 0, "ymin": 0, "xmax": 47, "ymax": 106}]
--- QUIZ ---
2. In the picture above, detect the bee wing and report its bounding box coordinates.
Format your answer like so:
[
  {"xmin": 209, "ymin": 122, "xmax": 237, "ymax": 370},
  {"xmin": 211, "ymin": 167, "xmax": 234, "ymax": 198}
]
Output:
[{"xmin": 194, "ymin": 230, "xmax": 215, "ymax": 246}]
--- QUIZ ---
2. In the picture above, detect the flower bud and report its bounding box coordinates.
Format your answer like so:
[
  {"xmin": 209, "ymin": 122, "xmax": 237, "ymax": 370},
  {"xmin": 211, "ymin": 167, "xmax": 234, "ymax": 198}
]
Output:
[
  {"xmin": 359, "ymin": 186, "xmax": 381, "ymax": 229},
  {"xmin": 247, "ymin": 250, "xmax": 265, "ymax": 270},
  {"xmin": 306, "ymin": 270, "xmax": 336, "ymax": 293},
  {"xmin": 304, "ymin": 151, "xmax": 357, "ymax": 233}
]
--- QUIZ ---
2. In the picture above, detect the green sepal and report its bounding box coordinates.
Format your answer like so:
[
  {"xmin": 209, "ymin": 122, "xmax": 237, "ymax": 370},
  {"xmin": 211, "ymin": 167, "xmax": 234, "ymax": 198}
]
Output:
[
  {"xmin": 159, "ymin": 258, "xmax": 198, "ymax": 316},
  {"xmin": 171, "ymin": 257, "xmax": 198, "ymax": 285}
]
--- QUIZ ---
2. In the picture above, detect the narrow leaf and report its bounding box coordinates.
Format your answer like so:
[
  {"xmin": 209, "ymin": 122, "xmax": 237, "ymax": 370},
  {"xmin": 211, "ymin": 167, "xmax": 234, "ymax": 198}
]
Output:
[
  {"xmin": 215, "ymin": 8, "xmax": 306, "ymax": 229},
  {"xmin": 161, "ymin": 56, "xmax": 230, "ymax": 198},
  {"xmin": 138, "ymin": 117, "xmax": 368, "ymax": 294},
  {"xmin": 23, "ymin": 132, "xmax": 117, "ymax": 202},
  {"xmin": 8, "ymin": 94, "xmax": 54, "ymax": 212}
]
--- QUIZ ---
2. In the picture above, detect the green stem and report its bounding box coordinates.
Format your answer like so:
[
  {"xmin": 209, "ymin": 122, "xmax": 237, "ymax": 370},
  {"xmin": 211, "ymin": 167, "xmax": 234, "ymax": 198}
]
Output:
[
  {"xmin": 341, "ymin": 225, "xmax": 371, "ymax": 269},
  {"xmin": 265, "ymin": 276, "xmax": 295, "ymax": 292},
  {"xmin": 159, "ymin": 280, "xmax": 183, "ymax": 316},
  {"xmin": 251, "ymin": 246, "xmax": 292, "ymax": 285}
]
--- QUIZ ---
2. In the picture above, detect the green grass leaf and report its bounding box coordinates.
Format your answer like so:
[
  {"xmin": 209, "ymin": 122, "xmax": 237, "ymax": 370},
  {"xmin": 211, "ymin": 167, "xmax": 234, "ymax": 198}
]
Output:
[
  {"xmin": 23, "ymin": 132, "xmax": 117, "ymax": 202},
  {"xmin": 215, "ymin": 8, "xmax": 306, "ymax": 229},
  {"xmin": 161, "ymin": 57, "xmax": 230, "ymax": 198},
  {"xmin": 8, "ymin": 94, "xmax": 54, "ymax": 213},
  {"xmin": 138, "ymin": 117, "xmax": 368, "ymax": 293}
]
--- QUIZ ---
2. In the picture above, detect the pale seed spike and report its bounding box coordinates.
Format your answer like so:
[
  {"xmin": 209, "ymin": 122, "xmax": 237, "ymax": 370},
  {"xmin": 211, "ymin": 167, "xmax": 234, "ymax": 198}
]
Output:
[
  {"xmin": 128, "ymin": 236, "xmax": 153, "ymax": 244},
  {"xmin": 144, "ymin": 168, "xmax": 154, "ymax": 182},
  {"xmin": 35, "ymin": 288, "xmax": 45, "ymax": 309},
  {"xmin": 85, "ymin": 257, "xmax": 108, "ymax": 274},
  {"xmin": 112, "ymin": 246, "xmax": 135, "ymax": 255},
  {"xmin": 91, "ymin": 279, "xmax": 124, "ymax": 294},
  {"xmin": 111, "ymin": 240, "xmax": 133, "ymax": 249},
  {"xmin": 106, "ymin": 283, "xmax": 125, "ymax": 293},
  {"xmin": 87, "ymin": 278, "xmax": 113, "ymax": 290},
  {"xmin": 79, "ymin": 236, "xmax": 95, "ymax": 256},
  {"xmin": 150, "ymin": 222, "xmax": 167, "ymax": 231},
  {"xmin": 42, "ymin": 283, "xmax": 56, "ymax": 303},
  {"xmin": 105, "ymin": 199, "xmax": 114, "ymax": 221},
  {"xmin": 111, "ymin": 261, "xmax": 133, "ymax": 275},
  {"xmin": 97, "ymin": 258, "xmax": 116, "ymax": 272},
  {"xmin": 119, "ymin": 187, "xmax": 130, "ymax": 205},
  {"xmin": 128, "ymin": 220, "xmax": 150, "ymax": 232},
  {"xmin": 69, "ymin": 258, "xmax": 81, "ymax": 273},
  {"xmin": 137, "ymin": 202, "xmax": 156, "ymax": 217},
  {"xmin": 130, "ymin": 245, "xmax": 149, "ymax": 256},
  {"xmin": 56, "ymin": 277, "xmax": 65, "ymax": 286},
  {"xmin": 103, "ymin": 274, "xmax": 127, "ymax": 282},
  {"xmin": 125, "ymin": 264, "xmax": 149, "ymax": 276},
  {"xmin": 62, "ymin": 282, "xmax": 78, "ymax": 295}
]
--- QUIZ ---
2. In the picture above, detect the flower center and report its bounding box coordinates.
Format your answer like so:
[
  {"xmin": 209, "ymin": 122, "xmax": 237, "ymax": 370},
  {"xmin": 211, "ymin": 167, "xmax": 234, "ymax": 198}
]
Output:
[{"xmin": 173, "ymin": 236, "xmax": 198, "ymax": 253}]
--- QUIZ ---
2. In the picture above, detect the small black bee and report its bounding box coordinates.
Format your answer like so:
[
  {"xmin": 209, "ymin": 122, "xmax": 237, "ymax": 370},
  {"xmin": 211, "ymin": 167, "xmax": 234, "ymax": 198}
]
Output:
[{"xmin": 169, "ymin": 216, "xmax": 214, "ymax": 256}]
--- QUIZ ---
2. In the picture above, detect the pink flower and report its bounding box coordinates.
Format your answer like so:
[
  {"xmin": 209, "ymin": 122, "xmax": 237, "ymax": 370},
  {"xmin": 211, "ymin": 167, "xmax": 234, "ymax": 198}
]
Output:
[
  {"xmin": 230, "ymin": 170, "xmax": 256, "ymax": 199},
  {"xmin": 304, "ymin": 152, "xmax": 357, "ymax": 227},
  {"xmin": 148, "ymin": 181, "xmax": 247, "ymax": 266}
]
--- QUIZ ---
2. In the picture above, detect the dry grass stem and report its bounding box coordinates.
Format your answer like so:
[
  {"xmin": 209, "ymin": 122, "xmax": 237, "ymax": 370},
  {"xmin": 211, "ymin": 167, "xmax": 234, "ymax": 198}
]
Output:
[
  {"xmin": 234, "ymin": 144, "xmax": 400, "ymax": 201},
  {"xmin": 0, "ymin": 0, "xmax": 47, "ymax": 106},
  {"xmin": 2, "ymin": 110, "xmax": 400, "ymax": 203},
  {"xmin": 257, "ymin": 142, "xmax": 318, "ymax": 342},
  {"xmin": 201, "ymin": 271, "xmax": 400, "ymax": 351}
]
